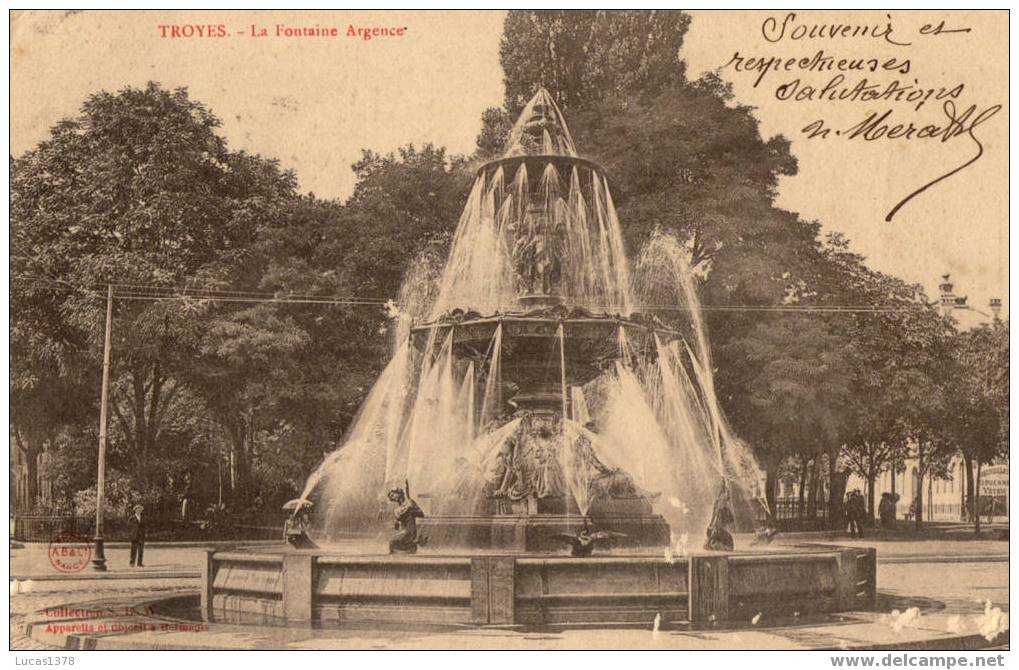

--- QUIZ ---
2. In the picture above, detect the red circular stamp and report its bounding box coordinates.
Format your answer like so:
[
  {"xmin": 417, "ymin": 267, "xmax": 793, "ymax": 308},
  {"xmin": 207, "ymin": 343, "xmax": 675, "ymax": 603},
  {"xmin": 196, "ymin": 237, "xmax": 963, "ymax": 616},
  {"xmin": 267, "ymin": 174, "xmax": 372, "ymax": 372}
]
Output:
[{"xmin": 48, "ymin": 532, "xmax": 93, "ymax": 573}]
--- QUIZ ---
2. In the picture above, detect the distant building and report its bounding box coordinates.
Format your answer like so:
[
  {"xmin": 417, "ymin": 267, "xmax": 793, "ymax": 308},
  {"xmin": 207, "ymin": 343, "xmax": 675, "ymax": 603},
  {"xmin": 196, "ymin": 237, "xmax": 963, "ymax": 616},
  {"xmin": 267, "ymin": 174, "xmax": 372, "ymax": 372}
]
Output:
[{"xmin": 855, "ymin": 457, "xmax": 1007, "ymax": 523}]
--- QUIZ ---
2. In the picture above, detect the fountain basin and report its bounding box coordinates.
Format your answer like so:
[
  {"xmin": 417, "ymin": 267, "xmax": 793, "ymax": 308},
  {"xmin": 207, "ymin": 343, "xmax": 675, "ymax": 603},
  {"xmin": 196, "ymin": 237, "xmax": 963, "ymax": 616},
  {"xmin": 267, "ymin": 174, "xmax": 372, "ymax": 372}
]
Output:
[{"xmin": 201, "ymin": 545, "xmax": 876, "ymax": 628}]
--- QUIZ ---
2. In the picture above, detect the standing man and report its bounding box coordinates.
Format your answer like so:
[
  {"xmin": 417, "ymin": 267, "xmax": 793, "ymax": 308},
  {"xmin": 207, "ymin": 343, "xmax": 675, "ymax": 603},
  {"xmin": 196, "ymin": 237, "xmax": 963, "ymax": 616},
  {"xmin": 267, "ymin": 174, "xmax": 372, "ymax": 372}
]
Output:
[
  {"xmin": 847, "ymin": 490, "xmax": 865, "ymax": 538},
  {"xmin": 129, "ymin": 504, "xmax": 146, "ymax": 567}
]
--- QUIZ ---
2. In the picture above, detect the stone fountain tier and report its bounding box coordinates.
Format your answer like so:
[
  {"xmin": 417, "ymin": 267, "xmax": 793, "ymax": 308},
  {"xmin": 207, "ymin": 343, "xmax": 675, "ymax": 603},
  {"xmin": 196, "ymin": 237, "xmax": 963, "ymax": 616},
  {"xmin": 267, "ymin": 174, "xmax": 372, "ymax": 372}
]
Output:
[
  {"xmin": 410, "ymin": 307, "xmax": 681, "ymax": 389},
  {"xmin": 418, "ymin": 511, "xmax": 670, "ymax": 553},
  {"xmin": 475, "ymin": 154, "xmax": 605, "ymax": 183}
]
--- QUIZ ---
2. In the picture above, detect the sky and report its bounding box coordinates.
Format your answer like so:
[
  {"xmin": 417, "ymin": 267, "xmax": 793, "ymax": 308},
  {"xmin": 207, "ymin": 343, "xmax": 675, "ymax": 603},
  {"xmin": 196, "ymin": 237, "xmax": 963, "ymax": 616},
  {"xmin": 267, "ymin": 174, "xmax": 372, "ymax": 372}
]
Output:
[{"xmin": 10, "ymin": 10, "xmax": 1007, "ymax": 318}]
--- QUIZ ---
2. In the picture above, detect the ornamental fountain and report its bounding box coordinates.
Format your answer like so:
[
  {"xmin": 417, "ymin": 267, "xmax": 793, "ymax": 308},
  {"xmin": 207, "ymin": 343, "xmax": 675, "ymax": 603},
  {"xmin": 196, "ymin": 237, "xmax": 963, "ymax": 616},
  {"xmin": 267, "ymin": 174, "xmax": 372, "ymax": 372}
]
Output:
[
  {"xmin": 303, "ymin": 88, "xmax": 763, "ymax": 550},
  {"xmin": 200, "ymin": 89, "xmax": 876, "ymax": 628}
]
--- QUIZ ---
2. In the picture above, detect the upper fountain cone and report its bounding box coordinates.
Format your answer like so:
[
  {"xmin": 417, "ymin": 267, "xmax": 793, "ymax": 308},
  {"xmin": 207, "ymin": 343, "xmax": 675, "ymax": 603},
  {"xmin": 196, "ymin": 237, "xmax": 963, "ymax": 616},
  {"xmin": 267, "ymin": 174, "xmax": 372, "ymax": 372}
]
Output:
[
  {"xmin": 428, "ymin": 87, "xmax": 633, "ymax": 317},
  {"xmin": 503, "ymin": 87, "xmax": 578, "ymax": 158}
]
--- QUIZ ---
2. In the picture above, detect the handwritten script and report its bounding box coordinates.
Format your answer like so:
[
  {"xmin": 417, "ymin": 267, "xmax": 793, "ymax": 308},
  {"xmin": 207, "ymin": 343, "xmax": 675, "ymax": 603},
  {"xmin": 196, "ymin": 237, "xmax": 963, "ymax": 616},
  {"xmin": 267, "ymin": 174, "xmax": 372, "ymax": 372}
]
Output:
[{"xmin": 721, "ymin": 12, "xmax": 1000, "ymax": 221}]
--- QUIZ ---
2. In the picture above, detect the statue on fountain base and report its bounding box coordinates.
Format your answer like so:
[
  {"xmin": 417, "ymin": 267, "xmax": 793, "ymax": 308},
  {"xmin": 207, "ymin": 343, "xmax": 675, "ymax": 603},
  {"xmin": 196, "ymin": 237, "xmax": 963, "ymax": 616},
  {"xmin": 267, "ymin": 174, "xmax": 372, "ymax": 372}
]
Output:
[
  {"xmin": 388, "ymin": 484, "xmax": 428, "ymax": 554},
  {"xmin": 704, "ymin": 482, "xmax": 735, "ymax": 552}
]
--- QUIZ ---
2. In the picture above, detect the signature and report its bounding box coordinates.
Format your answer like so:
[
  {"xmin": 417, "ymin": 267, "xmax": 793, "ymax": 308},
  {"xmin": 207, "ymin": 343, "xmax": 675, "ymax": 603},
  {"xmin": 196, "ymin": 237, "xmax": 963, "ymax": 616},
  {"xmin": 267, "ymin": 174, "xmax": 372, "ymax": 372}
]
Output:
[{"xmin": 801, "ymin": 101, "xmax": 1002, "ymax": 221}]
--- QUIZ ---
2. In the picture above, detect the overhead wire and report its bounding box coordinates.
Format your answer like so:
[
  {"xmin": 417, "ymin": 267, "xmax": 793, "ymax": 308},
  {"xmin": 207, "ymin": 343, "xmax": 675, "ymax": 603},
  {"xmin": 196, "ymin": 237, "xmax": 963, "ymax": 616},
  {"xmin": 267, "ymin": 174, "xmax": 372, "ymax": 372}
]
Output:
[{"xmin": 11, "ymin": 274, "xmax": 936, "ymax": 314}]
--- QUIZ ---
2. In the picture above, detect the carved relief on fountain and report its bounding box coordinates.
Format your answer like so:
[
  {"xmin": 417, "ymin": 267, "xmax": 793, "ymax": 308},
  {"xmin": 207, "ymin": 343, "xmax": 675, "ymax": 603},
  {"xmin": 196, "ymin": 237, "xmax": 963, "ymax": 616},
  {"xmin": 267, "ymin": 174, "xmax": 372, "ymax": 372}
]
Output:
[
  {"xmin": 468, "ymin": 412, "xmax": 654, "ymax": 518},
  {"xmin": 510, "ymin": 203, "xmax": 566, "ymax": 299}
]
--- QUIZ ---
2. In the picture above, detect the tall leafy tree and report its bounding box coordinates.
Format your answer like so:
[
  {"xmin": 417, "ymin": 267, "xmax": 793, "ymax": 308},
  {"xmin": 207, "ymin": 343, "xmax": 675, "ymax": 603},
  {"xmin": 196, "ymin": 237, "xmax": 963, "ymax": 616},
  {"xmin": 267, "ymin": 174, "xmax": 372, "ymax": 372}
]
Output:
[
  {"xmin": 719, "ymin": 314, "xmax": 856, "ymax": 514},
  {"xmin": 343, "ymin": 144, "xmax": 472, "ymax": 298},
  {"xmin": 195, "ymin": 146, "xmax": 474, "ymax": 504},
  {"xmin": 11, "ymin": 82, "xmax": 297, "ymax": 495},
  {"xmin": 812, "ymin": 235, "xmax": 941, "ymax": 521}
]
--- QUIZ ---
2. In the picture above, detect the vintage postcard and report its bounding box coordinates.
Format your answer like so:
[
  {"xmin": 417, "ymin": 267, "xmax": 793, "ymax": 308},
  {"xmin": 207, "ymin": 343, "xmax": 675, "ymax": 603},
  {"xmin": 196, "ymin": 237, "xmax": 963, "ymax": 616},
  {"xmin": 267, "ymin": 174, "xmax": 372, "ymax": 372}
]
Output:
[{"xmin": 8, "ymin": 8, "xmax": 1009, "ymax": 657}]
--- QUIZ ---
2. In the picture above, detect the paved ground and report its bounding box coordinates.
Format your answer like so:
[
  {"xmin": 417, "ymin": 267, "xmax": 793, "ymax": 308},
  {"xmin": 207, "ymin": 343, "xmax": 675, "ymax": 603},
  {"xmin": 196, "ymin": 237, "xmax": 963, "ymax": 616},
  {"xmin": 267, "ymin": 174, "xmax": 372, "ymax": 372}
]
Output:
[
  {"xmin": 10, "ymin": 542, "xmax": 277, "ymax": 579},
  {"xmin": 10, "ymin": 528, "xmax": 1008, "ymax": 650},
  {"xmin": 776, "ymin": 523, "xmax": 1009, "ymax": 560}
]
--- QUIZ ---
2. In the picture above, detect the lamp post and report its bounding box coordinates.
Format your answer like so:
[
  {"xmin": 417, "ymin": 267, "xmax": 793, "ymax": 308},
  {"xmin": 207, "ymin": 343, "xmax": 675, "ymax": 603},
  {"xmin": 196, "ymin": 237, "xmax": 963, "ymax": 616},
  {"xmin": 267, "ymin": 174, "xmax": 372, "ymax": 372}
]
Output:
[{"xmin": 92, "ymin": 284, "xmax": 114, "ymax": 571}]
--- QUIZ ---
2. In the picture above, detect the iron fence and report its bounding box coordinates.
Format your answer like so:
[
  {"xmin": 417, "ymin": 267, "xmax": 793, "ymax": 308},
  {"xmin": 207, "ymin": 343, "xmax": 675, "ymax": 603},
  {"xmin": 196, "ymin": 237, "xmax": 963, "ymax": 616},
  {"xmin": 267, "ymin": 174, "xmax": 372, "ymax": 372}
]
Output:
[
  {"xmin": 766, "ymin": 497, "xmax": 830, "ymax": 521},
  {"xmin": 753, "ymin": 497, "xmax": 833, "ymax": 531},
  {"xmin": 11, "ymin": 514, "xmax": 282, "ymax": 543}
]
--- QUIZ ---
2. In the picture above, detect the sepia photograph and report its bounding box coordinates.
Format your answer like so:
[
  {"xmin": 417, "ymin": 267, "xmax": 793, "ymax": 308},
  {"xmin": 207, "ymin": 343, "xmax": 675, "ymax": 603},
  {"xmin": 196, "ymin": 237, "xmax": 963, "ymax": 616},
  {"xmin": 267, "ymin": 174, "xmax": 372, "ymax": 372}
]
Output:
[{"xmin": 7, "ymin": 8, "xmax": 1009, "ymax": 658}]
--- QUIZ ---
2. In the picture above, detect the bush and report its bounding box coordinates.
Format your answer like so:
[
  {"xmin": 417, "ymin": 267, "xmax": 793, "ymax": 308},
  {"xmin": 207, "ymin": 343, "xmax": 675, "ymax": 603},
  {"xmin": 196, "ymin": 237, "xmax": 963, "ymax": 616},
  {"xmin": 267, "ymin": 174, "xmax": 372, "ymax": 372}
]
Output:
[{"xmin": 72, "ymin": 470, "xmax": 161, "ymax": 520}]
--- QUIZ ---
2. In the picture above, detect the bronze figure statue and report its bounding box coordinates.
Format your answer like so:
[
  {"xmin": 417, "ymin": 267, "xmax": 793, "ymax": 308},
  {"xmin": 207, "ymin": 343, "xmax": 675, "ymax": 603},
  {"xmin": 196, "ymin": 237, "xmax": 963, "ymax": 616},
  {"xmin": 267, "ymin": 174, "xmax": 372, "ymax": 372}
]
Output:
[
  {"xmin": 555, "ymin": 523, "xmax": 627, "ymax": 557},
  {"xmin": 388, "ymin": 480, "xmax": 427, "ymax": 554},
  {"xmin": 704, "ymin": 481, "xmax": 735, "ymax": 551}
]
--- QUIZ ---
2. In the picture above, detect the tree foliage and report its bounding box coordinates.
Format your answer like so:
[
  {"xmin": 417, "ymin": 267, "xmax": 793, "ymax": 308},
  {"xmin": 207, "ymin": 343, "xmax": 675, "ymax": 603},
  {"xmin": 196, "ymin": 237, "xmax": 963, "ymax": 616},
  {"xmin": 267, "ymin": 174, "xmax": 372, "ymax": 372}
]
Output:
[
  {"xmin": 11, "ymin": 83, "xmax": 474, "ymax": 517},
  {"xmin": 499, "ymin": 10, "xmax": 690, "ymax": 114}
]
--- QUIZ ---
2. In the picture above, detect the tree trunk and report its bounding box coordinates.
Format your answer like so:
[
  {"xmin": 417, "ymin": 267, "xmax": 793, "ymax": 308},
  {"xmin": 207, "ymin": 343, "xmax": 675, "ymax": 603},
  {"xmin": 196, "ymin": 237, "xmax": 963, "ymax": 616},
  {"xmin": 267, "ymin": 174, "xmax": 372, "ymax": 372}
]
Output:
[
  {"xmin": 228, "ymin": 416, "xmax": 252, "ymax": 506},
  {"xmin": 797, "ymin": 456, "xmax": 808, "ymax": 516},
  {"xmin": 764, "ymin": 467, "xmax": 778, "ymax": 513},
  {"xmin": 13, "ymin": 429, "xmax": 41, "ymax": 511},
  {"xmin": 827, "ymin": 449, "xmax": 838, "ymax": 529},
  {"xmin": 974, "ymin": 460, "xmax": 982, "ymax": 535},
  {"xmin": 132, "ymin": 367, "xmax": 148, "ymax": 485},
  {"xmin": 216, "ymin": 443, "xmax": 224, "ymax": 506},
  {"xmin": 113, "ymin": 362, "xmax": 175, "ymax": 490},
  {"xmin": 963, "ymin": 454, "xmax": 974, "ymax": 521},
  {"xmin": 807, "ymin": 456, "xmax": 821, "ymax": 519},
  {"xmin": 914, "ymin": 442, "xmax": 925, "ymax": 531},
  {"xmin": 866, "ymin": 469, "xmax": 876, "ymax": 525}
]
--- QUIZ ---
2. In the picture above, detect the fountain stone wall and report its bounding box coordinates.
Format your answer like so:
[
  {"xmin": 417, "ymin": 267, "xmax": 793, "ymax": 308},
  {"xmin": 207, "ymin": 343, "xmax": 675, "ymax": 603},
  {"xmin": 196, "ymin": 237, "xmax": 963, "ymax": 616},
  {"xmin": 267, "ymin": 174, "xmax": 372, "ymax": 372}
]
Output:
[{"xmin": 202, "ymin": 546, "xmax": 877, "ymax": 627}]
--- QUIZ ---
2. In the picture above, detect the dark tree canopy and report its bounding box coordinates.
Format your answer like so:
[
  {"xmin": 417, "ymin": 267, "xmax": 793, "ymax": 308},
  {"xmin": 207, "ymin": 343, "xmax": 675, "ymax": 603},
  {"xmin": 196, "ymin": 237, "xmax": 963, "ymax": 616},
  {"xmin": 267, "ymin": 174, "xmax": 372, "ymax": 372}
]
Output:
[{"xmin": 499, "ymin": 10, "xmax": 690, "ymax": 114}]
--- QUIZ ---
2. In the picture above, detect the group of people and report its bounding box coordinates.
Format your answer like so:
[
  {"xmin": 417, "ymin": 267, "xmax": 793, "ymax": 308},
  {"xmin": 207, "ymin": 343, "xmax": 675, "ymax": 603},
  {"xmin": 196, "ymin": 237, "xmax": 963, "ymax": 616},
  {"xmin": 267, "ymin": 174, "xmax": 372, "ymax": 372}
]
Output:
[
  {"xmin": 844, "ymin": 489, "xmax": 868, "ymax": 538},
  {"xmin": 878, "ymin": 492, "xmax": 900, "ymax": 527},
  {"xmin": 845, "ymin": 489, "xmax": 904, "ymax": 536}
]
